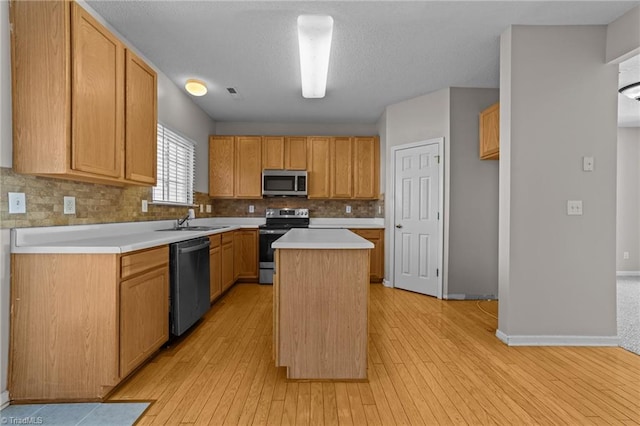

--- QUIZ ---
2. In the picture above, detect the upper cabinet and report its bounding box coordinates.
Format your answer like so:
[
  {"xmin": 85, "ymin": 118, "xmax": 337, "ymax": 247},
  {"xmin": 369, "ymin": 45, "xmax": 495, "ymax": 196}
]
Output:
[
  {"xmin": 330, "ymin": 137, "xmax": 353, "ymax": 199},
  {"xmin": 209, "ymin": 136, "xmax": 262, "ymax": 199},
  {"xmin": 307, "ymin": 137, "xmax": 332, "ymax": 199},
  {"xmin": 9, "ymin": 0, "xmax": 158, "ymax": 186},
  {"xmin": 352, "ymin": 137, "xmax": 379, "ymax": 199},
  {"xmin": 262, "ymin": 136, "xmax": 307, "ymax": 170},
  {"xmin": 479, "ymin": 102, "xmax": 500, "ymax": 160}
]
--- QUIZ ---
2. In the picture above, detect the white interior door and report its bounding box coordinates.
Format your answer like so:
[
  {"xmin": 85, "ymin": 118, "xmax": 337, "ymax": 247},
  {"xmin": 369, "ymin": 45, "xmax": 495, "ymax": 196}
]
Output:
[{"xmin": 394, "ymin": 143, "xmax": 440, "ymax": 297}]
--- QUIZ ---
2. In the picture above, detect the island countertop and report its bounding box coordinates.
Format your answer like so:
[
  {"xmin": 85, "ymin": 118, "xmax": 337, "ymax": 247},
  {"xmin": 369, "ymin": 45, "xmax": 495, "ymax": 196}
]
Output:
[{"xmin": 271, "ymin": 228, "xmax": 374, "ymax": 250}]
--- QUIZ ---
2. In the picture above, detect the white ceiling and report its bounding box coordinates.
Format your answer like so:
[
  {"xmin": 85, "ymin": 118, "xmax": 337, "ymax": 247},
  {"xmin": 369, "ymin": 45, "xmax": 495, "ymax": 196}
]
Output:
[{"xmin": 86, "ymin": 1, "xmax": 640, "ymax": 126}]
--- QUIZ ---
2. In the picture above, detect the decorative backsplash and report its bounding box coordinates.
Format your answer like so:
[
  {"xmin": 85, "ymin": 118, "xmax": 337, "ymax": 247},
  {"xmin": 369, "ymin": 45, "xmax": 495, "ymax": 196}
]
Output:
[{"xmin": 0, "ymin": 168, "xmax": 383, "ymax": 229}]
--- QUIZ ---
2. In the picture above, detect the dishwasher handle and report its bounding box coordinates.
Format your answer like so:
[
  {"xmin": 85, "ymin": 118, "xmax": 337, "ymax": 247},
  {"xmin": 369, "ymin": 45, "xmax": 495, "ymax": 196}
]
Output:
[{"xmin": 177, "ymin": 241, "xmax": 210, "ymax": 254}]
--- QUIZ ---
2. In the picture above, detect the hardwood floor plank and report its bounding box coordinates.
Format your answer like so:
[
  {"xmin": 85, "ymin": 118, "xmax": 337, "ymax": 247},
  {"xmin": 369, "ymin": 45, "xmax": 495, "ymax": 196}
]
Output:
[
  {"xmin": 334, "ymin": 383, "xmax": 353, "ymax": 426},
  {"xmin": 322, "ymin": 383, "xmax": 339, "ymax": 426},
  {"xmin": 310, "ymin": 382, "xmax": 325, "ymax": 425},
  {"xmin": 363, "ymin": 405, "xmax": 383, "ymax": 426},
  {"xmin": 265, "ymin": 400, "xmax": 284, "ymax": 425},
  {"xmin": 295, "ymin": 382, "xmax": 312, "ymax": 425},
  {"xmin": 281, "ymin": 382, "xmax": 299, "ymax": 426}
]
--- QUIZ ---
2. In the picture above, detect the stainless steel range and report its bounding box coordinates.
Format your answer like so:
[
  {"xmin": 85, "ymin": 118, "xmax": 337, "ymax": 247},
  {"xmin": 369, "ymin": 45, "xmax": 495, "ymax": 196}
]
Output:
[{"xmin": 259, "ymin": 208, "xmax": 309, "ymax": 284}]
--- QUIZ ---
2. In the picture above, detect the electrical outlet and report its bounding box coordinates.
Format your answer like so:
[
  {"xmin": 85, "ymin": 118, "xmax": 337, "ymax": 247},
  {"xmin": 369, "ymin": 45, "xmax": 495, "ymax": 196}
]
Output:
[
  {"xmin": 8, "ymin": 192, "xmax": 26, "ymax": 214},
  {"xmin": 567, "ymin": 200, "xmax": 582, "ymax": 216},
  {"xmin": 346, "ymin": 205, "xmax": 352, "ymax": 214},
  {"xmin": 249, "ymin": 205, "xmax": 255, "ymax": 213},
  {"xmin": 583, "ymin": 156, "xmax": 594, "ymax": 172},
  {"xmin": 199, "ymin": 204, "xmax": 204, "ymax": 213},
  {"xmin": 378, "ymin": 205, "xmax": 382, "ymax": 215},
  {"xmin": 624, "ymin": 251, "xmax": 630, "ymax": 260},
  {"xmin": 141, "ymin": 200, "xmax": 148, "ymax": 213},
  {"xmin": 63, "ymin": 196, "xmax": 76, "ymax": 215},
  {"xmin": 206, "ymin": 205, "xmax": 212, "ymax": 213}
]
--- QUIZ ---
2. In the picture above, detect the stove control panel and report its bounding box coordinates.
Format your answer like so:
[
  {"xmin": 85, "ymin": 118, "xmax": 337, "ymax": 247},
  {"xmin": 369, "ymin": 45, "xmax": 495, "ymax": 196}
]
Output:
[{"xmin": 265, "ymin": 208, "xmax": 309, "ymax": 218}]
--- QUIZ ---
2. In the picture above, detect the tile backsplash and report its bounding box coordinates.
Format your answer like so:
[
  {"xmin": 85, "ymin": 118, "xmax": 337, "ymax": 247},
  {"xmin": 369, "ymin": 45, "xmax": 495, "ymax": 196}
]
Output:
[{"xmin": 0, "ymin": 168, "xmax": 383, "ymax": 229}]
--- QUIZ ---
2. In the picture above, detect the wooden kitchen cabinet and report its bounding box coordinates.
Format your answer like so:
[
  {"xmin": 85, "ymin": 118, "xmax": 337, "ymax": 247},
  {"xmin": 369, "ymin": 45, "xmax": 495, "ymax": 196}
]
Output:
[
  {"xmin": 209, "ymin": 136, "xmax": 236, "ymax": 197},
  {"xmin": 262, "ymin": 136, "xmax": 307, "ymax": 170},
  {"xmin": 351, "ymin": 228, "xmax": 384, "ymax": 282},
  {"xmin": 209, "ymin": 136, "xmax": 262, "ymax": 198},
  {"xmin": 9, "ymin": 0, "xmax": 157, "ymax": 186},
  {"xmin": 331, "ymin": 137, "xmax": 353, "ymax": 198},
  {"xmin": 119, "ymin": 249, "xmax": 169, "ymax": 377},
  {"xmin": 9, "ymin": 245, "xmax": 169, "ymax": 401},
  {"xmin": 353, "ymin": 137, "xmax": 380, "ymax": 199},
  {"xmin": 480, "ymin": 102, "xmax": 500, "ymax": 160},
  {"xmin": 235, "ymin": 136, "xmax": 263, "ymax": 198},
  {"xmin": 307, "ymin": 136, "xmax": 332, "ymax": 198},
  {"xmin": 209, "ymin": 234, "xmax": 222, "ymax": 302},
  {"xmin": 233, "ymin": 229, "xmax": 259, "ymax": 280},
  {"xmin": 221, "ymin": 232, "xmax": 235, "ymax": 291}
]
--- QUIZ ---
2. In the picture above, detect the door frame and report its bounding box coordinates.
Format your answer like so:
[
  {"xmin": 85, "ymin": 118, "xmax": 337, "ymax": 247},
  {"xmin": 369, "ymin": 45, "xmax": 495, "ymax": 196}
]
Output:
[{"xmin": 388, "ymin": 137, "xmax": 445, "ymax": 299}]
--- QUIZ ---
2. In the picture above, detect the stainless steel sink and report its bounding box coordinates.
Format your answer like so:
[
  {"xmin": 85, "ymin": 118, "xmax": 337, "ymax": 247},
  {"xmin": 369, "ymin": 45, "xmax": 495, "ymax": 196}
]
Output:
[{"xmin": 156, "ymin": 226, "xmax": 229, "ymax": 232}]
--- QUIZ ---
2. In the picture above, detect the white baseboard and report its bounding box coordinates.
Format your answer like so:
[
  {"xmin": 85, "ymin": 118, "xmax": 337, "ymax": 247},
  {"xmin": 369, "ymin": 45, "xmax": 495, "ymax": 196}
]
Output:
[
  {"xmin": 617, "ymin": 271, "xmax": 640, "ymax": 277},
  {"xmin": 445, "ymin": 294, "xmax": 497, "ymax": 300},
  {"xmin": 1, "ymin": 390, "xmax": 9, "ymax": 410},
  {"xmin": 495, "ymin": 330, "xmax": 618, "ymax": 346},
  {"xmin": 382, "ymin": 279, "xmax": 392, "ymax": 288}
]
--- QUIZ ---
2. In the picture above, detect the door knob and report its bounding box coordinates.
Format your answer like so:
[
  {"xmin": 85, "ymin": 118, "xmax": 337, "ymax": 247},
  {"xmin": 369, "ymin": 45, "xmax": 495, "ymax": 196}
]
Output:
[{"xmin": 396, "ymin": 224, "xmax": 403, "ymax": 229}]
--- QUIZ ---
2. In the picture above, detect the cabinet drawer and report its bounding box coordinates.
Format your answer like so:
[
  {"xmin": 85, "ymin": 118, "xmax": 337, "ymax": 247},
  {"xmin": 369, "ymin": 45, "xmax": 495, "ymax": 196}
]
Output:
[
  {"xmin": 222, "ymin": 232, "xmax": 234, "ymax": 245},
  {"xmin": 352, "ymin": 229, "xmax": 381, "ymax": 239},
  {"xmin": 121, "ymin": 246, "xmax": 169, "ymax": 279},
  {"xmin": 209, "ymin": 234, "xmax": 221, "ymax": 248}
]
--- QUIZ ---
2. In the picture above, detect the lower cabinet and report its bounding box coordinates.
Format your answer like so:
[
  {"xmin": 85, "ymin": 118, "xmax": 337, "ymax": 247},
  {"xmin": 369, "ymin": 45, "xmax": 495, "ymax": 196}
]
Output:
[
  {"xmin": 9, "ymin": 245, "xmax": 169, "ymax": 401},
  {"xmin": 234, "ymin": 229, "xmax": 259, "ymax": 280},
  {"xmin": 119, "ymin": 265, "xmax": 169, "ymax": 378},
  {"xmin": 209, "ymin": 234, "xmax": 222, "ymax": 302},
  {"xmin": 350, "ymin": 228, "xmax": 384, "ymax": 282},
  {"xmin": 221, "ymin": 232, "xmax": 235, "ymax": 291}
]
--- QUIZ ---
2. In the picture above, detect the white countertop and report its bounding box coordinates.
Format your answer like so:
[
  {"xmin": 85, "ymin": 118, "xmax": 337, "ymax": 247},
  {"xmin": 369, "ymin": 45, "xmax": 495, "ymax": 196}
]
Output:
[
  {"xmin": 10, "ymin": 217, "xmax": 383, "ymax": 254},
  {"xmin": 272, "ymin": 229, "xmax": 374, "ymax": 250}
]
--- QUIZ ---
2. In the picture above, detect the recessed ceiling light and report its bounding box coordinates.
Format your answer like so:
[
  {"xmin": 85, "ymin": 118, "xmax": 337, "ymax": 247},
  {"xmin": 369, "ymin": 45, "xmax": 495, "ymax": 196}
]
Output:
[
  {"xmin": 297, "ymin": 15, "xmax": 334, "ymax": 99},
  {"xmin": 619, "ymin": 82, "xmax": 640, "ymax": 101},
  {"xmin": 185, "ymin": 79, "xmax": 207, "ymax": 96}
]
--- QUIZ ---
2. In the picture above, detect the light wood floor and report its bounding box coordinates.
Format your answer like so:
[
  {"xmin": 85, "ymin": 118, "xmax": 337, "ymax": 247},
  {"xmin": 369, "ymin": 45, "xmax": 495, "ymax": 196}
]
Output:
[{"xmin": 110, "ymin": 283, "xmax": 640, "ymax": 425}]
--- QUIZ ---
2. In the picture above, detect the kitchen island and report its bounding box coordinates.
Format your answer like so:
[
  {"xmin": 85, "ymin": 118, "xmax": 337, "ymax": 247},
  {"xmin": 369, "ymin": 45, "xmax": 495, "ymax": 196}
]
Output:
[{"xmin": 272, "ymin": 229, "xmax": 373, "ymax": 380}]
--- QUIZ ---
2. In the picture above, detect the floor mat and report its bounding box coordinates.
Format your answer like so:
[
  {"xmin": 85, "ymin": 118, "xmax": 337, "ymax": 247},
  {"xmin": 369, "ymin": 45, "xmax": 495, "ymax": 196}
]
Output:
[{"xmin": 0, "ymin": 402, "xmax": 150, "ymax": 425}]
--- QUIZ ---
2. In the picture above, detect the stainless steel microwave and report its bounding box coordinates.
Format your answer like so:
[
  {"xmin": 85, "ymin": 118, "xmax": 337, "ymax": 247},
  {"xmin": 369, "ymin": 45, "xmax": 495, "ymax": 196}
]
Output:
[{"xmin": 262, "ymin": 170, "xmax": 307, "ymax": 197}]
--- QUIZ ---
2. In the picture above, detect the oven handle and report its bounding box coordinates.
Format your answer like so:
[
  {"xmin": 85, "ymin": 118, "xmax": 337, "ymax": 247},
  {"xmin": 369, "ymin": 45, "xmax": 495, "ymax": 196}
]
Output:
[{"xmin": 259, "ymin": 229, "xmax": 289, "ymax": 235}]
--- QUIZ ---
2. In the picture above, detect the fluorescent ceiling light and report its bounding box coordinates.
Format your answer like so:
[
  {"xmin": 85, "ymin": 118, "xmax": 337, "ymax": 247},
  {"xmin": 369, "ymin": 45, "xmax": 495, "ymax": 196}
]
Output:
[
  {"xmin": 185, "ymin": 79, "xmax": 207, "ymax": 96},
  {"xmin": 619, "ymin": 82, "xmax": 640, "ymax": 101},
  {"xmin": 297, "ymin": 15, "xmax": 334, "ymax": 99}
]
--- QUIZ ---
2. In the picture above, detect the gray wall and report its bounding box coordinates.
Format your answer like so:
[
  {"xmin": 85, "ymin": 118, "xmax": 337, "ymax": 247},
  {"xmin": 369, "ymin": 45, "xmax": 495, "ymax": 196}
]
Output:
[
  {"xmin": 499, "ymin": 25, "xmax": 618, "ymax": 339},
  {"xmin": 448, "ymin": 88, "xmax": 499, "ymax": 298},
  {"xmin": 617, "ymin": 127, "xmax": 640, "ymax": 273},
  {"xmin": 0, "ymin": 0, "xmax": 216, "ymax": 404}
]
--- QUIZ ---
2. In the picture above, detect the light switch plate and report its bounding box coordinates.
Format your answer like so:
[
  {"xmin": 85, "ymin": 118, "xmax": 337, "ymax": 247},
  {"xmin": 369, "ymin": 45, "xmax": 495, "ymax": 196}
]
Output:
[
  {"xmin": 141, "ymin": 200, "xmax": 148, "ymax": 213},
  {"xmin": 567, "ymin": 200, "xmax": 583, "ymax": 216},
  {"xmin": 346, "ymin": 205, "xmax": 352, "ymax": 214},
  {"xmin": 64, "ymin": 196, "xmax": 76, "ymax": 215},
  {"xmin": 199, "ymin": 204, "xmax": 204, "ymax": 213},
  {"xmin": 583, "ymin": 156, "xmax": 594, "ymax": 172},
  {"xmin": 624, "ymin": 251, "xmax": 630, "ymax": 260},
  {"xmin": 8, "ymin": 192, "xmax": 26, "ymax": 214},
  {"xmin": 249, "ymin": 205, "xmax": 255, "ymax": 213},
  {"xmin": 206, "ymin": 205, "xmax": 212, "ymax": 213}
]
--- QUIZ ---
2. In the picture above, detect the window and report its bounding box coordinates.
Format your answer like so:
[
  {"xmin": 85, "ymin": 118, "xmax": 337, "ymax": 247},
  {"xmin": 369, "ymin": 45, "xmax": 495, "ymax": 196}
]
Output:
[{"xmin": 153, "ymin": 123, "xmax": 196, "ymax": 205}]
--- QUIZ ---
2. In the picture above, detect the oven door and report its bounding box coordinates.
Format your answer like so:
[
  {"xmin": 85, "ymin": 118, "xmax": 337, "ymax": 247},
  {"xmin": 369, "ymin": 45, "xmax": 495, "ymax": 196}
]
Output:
[{"xmin": 259, "ymin": 229, "xmax": 288, "ymax": 268}]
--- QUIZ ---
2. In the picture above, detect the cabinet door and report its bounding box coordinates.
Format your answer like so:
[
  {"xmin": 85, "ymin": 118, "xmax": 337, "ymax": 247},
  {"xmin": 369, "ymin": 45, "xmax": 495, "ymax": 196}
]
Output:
[
  {"xmin": 331, "ymin": 137, "xmax": 353, "ymax": 199},
  {"xmin": 351, "ymin": 229, "xmax": 384, "ymax": 282},
  {"xmin": 125, "ymin": 49, "xmax": 157, "ymax": 185},
  {"xmin": 235, "ymin": 136, "xmax": 263, "ymax": 198},
  {"xmin": 120, "ymin": 267, "xmax": 169, "ymax": 377},
  {"xmin": 209, "ymin": 136, "xmax": 235, "ymax": 197},
  {"xmin": 479, "ymin": 102, "xmax": 500, "ymax": 160},
  {"xmin": 71, "ymin": 3, "xmax": 124, "ymax": 179},
  {"xmin": 307, "ymin": 137, "xmax": 331, "ymax": 198},
  {"xmin": 353, "ymin": 136, "xmax": 379, "ymax": 199},
  {"xmin": 263, "ymin": 136, "xmax": 284, "ymax": 170},
  {"xmin": 221, "ymin": 234, "xmax": 235, "ymax": 291},
  {"xmin": 209, "ymin": 245, "xmax": 222, "ymax": 302},
  {"xmin": 285, "ymin": 137, "xmax": 307, "ymax": 170},
  {"xmin": 234, "ymin": 229, "xmax": 259, "ymax": 280},
  {"xmin": 233, "ymin": 231, "xmax": 241, "ymax": 281}
]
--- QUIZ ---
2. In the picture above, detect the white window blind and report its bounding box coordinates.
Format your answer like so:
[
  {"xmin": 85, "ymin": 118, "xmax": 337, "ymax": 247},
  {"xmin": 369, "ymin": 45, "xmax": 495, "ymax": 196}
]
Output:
[{"xmin": 153, "ymin": 123, "xmax": 196, "ymax": 205}]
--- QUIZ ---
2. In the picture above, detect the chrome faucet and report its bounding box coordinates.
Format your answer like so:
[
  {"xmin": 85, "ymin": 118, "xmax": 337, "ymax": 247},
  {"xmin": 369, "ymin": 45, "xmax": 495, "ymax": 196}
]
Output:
[{"xmin": 176, "ymin": 208, "xmax": 195, "ymax": 228}]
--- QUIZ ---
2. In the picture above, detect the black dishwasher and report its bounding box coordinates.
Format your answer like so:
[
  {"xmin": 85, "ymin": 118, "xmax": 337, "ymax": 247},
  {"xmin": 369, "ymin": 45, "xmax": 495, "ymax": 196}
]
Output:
[{"xmin": 169, "ymin": 237, "xmax": 210, "ymax": 336}]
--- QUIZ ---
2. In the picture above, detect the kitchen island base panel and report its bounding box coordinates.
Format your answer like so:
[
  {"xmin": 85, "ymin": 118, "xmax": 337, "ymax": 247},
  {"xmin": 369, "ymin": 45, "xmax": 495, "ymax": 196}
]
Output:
[{"xmin": 276, "ymin": 249, "xmax": 369, "ymax": 380}]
